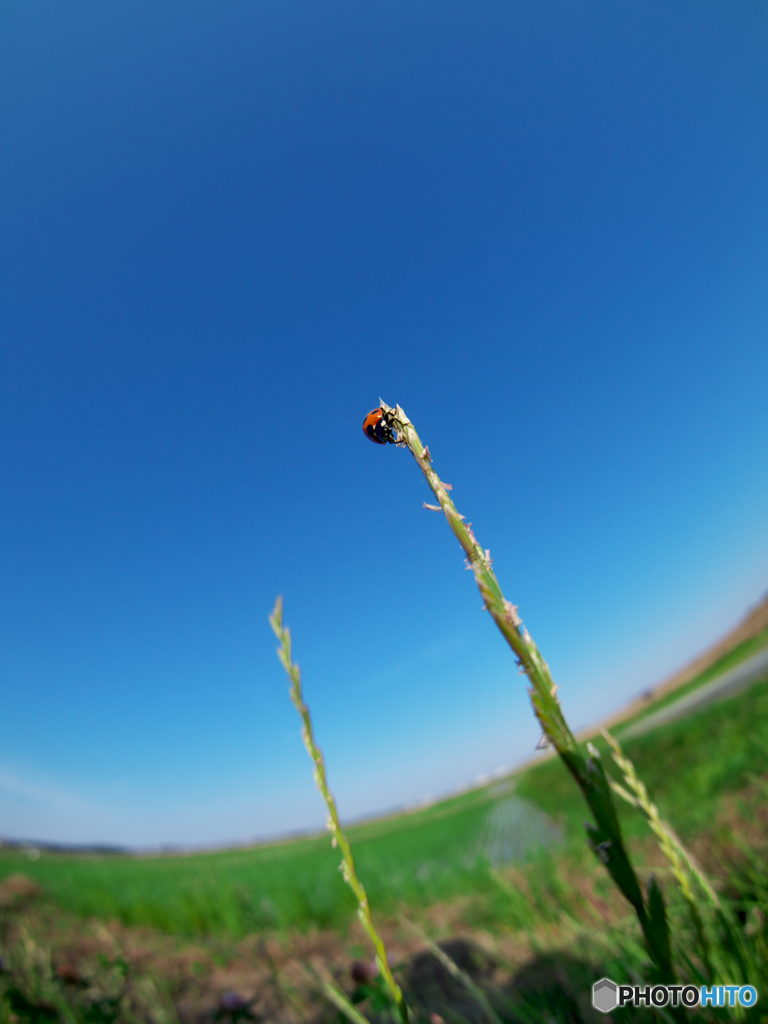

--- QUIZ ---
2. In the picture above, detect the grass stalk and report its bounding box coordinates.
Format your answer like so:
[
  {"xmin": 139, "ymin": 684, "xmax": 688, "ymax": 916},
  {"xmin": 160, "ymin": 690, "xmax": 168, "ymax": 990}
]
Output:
[
  {"xmin": 376, "ymin": 401, "xmax": 677, "ymax": 985},
  {"xmin": 601, "ymin": 728, "xmax": 754, "ymax": 984},
  {"xmin": 601, "ymin": 729, "xmax": 719, "ymax": 908},
  {"xmin": 269, "ymin": 597, "xmax": 409, "ymax": 1024},
  {"xmin": 305, "ymin": 961, "xmax": 373, "ymax": 1024}
]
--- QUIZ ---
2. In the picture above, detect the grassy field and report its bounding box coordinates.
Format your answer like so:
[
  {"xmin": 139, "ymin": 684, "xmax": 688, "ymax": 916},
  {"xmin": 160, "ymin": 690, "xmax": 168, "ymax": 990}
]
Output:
[
  {"xmin": 0, "ymin": 782, "xmax": 537, "ymax": 937},
  {"xmin": 2, "ymin": 629, "xmax": 767, "ymax": 941},
  {"xmin": 2, "ymin": 629, "xmax": 768, "ymax": 1024}
]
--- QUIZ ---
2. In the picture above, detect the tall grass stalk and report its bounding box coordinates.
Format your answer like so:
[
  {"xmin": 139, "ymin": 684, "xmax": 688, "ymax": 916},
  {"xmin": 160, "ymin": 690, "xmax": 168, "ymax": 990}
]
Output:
[
  {"xmin": 376, "ymin": 402, "xmax": 676, "ymax": 986},
  {"xmin": 269, "ymin": 597, "xmax": 409, "ymax": 1024}
]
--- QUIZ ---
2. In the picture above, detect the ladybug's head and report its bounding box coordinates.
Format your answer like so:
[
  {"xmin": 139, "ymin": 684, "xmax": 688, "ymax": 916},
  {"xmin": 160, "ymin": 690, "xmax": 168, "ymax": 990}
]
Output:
[{"xmin": 362, "ymin": 407, "xmax": 395, "ymax": 444}]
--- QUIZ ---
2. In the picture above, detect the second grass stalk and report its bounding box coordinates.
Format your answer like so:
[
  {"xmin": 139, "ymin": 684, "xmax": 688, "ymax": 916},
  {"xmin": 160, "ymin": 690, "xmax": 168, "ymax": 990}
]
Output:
[{"xmin": 270, "ymin": 597, "xmax": 409, "ymax": 1024}]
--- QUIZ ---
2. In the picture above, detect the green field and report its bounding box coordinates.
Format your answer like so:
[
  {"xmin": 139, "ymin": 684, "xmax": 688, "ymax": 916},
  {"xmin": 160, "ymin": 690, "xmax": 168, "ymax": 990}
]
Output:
[{"xmin": 3, "ymin": 630, "xmax": 768, "ymax": 941}]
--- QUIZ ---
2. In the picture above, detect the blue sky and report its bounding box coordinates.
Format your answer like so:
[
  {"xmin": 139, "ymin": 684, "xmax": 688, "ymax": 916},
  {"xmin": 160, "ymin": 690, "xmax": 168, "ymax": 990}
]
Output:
[{"xmin": 1, "ymin": 0, "xmax": 767, "ymax": 847}]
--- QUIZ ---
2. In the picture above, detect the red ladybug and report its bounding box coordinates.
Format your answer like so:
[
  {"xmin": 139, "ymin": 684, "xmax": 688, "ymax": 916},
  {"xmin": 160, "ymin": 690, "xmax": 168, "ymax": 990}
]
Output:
[{"xmin": 362, "ymin": 407, "xmax": 396, "ymax": 444}]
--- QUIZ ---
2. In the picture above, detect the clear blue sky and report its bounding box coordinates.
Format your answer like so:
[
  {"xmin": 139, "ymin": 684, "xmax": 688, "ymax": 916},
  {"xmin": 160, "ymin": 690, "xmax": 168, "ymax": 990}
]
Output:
[{"xmin": 1, "ymin": 0, "xmax": 767, "ymax": 848}]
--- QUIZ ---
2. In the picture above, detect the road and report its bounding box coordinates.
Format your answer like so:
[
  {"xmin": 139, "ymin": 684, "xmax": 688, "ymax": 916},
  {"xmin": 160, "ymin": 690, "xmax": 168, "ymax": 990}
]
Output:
[{"xmin": 621, "ymin": 644, "xmax": 768, "ymax": 739}]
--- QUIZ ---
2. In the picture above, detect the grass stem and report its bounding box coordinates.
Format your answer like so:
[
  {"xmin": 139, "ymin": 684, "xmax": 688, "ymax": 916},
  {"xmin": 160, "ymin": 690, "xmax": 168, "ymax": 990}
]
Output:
[
  {"xmin": 305, "ymin": 961, "xmax": 373, "ymax": 1024},
  {"xmin": 601, "ymin": 729, "xmax": 719, "ymax": 909},
  {"xmin": 377, "ymin": 401, "xmax": 677, "ymax": 986},
  {"xmin": 270, "ymin": 597, "xmax": 409, "ymax": 1024}
]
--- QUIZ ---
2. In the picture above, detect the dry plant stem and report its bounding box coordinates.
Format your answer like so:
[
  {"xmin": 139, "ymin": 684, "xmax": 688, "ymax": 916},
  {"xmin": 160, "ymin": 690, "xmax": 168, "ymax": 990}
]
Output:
[
  {"xmin": 399, "ymin": 917, "xmax": 503, "ymax": 1024},
  {"xmin": 380, "ymin": 402, "xmax": 676, "ymax": 986},
  {"xmin": 270, "ymin": 598, "xmax": 409, "ymax": 1024}
]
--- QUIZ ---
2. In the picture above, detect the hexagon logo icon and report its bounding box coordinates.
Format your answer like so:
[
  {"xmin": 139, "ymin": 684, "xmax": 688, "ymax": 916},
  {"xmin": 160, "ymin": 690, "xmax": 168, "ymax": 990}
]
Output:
[{"xmin": 592, "ymin": 978, "xmax": 618, "ymax": 1013}]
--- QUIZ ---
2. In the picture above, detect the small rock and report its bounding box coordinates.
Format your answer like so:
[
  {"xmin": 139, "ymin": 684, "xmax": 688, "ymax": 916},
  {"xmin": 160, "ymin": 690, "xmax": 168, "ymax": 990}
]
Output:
[
  {"xmin": 219, "ymin": 990, "xmax": 249, "ymax": 1013},
  {"xmin": 350, "ymin": 959, "xmax": 378, "ymax": 985},
  {"xmin": 56, "ymin": 964, "xmax": 83, "ymax": 984}
]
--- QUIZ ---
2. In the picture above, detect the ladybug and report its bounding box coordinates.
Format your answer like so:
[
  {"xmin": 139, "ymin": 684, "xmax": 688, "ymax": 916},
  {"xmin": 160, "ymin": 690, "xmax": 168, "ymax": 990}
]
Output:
[{"xmin": 362, "ymin": 407, "xmax": 397, "ymax": 444}]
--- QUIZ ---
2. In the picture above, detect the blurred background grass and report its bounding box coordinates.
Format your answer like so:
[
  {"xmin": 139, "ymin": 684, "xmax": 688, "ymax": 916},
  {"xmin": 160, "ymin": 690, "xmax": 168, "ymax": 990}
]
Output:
[{"xmin": 3, "ymin": 645, "xmax": 767, "ymax": 941}]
